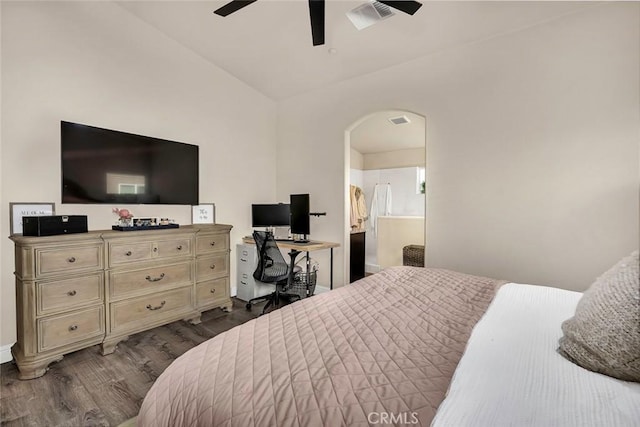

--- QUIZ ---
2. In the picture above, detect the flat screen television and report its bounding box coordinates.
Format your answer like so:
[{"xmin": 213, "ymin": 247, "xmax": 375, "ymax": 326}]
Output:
[
  {"xmin": 61, "ymin": 121, "xmax": 199, "ymax": 204},
  {"xmin": 251, "ymin": 204, "xmax": 290, "ymax": 228}
]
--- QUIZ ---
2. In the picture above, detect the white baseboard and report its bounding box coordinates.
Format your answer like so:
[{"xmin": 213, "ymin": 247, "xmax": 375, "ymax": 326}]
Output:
[
  {"xmin": 315, "ymin": 286, "xmax": 331, "ymax": 294},
  {"xmin": 0, "ymin": 344, "xmax": 14, "ymax": 364}
]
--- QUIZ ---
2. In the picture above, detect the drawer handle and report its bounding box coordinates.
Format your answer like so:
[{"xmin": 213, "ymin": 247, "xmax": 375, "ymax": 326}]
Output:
[
  {"xmin": 240, "ymin": 258, "xmax": 247, "ymax": 262},
  {"xmin": 210, "ymin": 242, "xmax": 216, "ymax": 246},
  {"xmin": 67, "ymin": 257, "xmax": 76, "ymax": 263},
  {"xmin": 145, "ymin": 273, "xmax": 165, "ymax": 282},
  {"xmin": 153, "ymin": 247, "xmax": 158, "ymax": 252},
  {"xmin": 67, "ymin": 290, "xmax": 77, "ymax": 296},
  {"xmin": 210, "ymin": 289, "xmax": 216, "ymax": 294},
  {"xmin": 125, "ymin": 251, "xmax": 132, "ymax": 256},
  {"xmin": 240, "ymin": 280, "xmax": 247, "ymax": 285},
  {"xmin": 68, "ymin": 325, "xmax": 78, "ymax": 332},
  {"xmin": 210, "ymin": 264, "xmax": 216, "ymax": 270},
  {"xmin": 177, "ymin": 245, "xmax": 183, "ymax": 251},
  {"xmin": 146, "ymin": 301, "xmax": 166, "ymax": 311}
]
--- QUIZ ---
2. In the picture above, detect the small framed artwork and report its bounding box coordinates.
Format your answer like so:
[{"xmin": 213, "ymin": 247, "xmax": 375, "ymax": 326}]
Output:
[
  {"xmin": 10, "ymin": 202, "xmax": 56, "ymax": 235},
  {"xmin": 192, "ymin": 204, "xmax": 215, "ymax": 224}
]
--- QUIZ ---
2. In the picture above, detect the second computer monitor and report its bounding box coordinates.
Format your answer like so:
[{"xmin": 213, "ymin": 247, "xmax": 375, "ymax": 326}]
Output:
[{"xmin": 290, "ymin": 194, "xmax": 310, "ymax": 236}]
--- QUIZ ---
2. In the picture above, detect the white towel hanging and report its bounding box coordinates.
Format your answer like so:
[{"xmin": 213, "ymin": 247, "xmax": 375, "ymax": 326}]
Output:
[
  {"xmin": 383, "ymin": 183, "xmax": 392, "ymax": 216},
  {"xmin": 370, "ymin": 185, "xmax": 379, "ymax": 236},
  {"xmin": 369, "ymin": 183, "xmax": 392, "ymax": 237}
]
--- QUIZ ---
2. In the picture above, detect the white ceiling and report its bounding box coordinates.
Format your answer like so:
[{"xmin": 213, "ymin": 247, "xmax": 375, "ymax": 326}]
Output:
[{"xmin": 116, "ymin": 1, "xmax": 590, "ymax": 101}]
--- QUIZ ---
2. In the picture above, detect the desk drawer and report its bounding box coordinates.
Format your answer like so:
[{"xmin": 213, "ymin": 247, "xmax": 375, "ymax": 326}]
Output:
[
  {"xmin": 37, "ymin": 244, "xmax": 102, "ymax": 276},
  {"xmin": 110, "ymin": 287, "xmax": 192, "ymax": 334},
  {"xmin": 196, "ymin": 254, "xmax": 228, "ymax": 281},
  {"xmin": 196, "ymin": 234, "xmax": 229, "ymax": 254},
  {"xmin": 195, "ymin": 278, "xmax": 229, "ymax": 308},
  {"xmin": 237, "ymin": 245, "xmax": 257, "ymax": 274},
  {"xmin": 37, "ymin": 273, "xmax": 104, "ymax": 316},
  {"xmin": 109, "ymin": 261, "xmax": 193, "ymax": 299},
  {"xmin": 38, "ymin": 306, "xmax": 104, "ymax": 352}
]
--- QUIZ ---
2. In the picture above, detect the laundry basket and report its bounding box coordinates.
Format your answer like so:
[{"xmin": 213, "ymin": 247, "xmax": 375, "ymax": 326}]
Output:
[
  {"xmin": 287, "ymin": 257, "xmax": 318, "ymax": 299},
  {"xmin": 403, "ymin": 244, "xmax": 425, "ymax": 267}
]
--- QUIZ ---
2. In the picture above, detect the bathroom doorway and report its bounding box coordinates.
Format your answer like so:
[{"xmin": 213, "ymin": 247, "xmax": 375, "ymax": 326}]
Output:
[{"xmin": 345, "ymin": 110, "xmax": 426, "ymax": 283}]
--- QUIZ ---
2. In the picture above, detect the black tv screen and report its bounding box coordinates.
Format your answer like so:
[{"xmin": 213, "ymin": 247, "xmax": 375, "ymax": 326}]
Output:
[{"xmin": 61, "ymin": 121, "xmax": 198, "ymax": 204}]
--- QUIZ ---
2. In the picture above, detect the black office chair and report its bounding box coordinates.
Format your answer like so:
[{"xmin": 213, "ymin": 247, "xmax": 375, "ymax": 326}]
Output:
[{"xmin": 246, "ymin": 231, "xmax": 302, "ymax": 315}]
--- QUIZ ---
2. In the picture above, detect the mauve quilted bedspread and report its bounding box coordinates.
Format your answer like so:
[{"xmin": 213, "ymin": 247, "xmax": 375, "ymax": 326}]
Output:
[{"xmin": 137, "ymin": 267, "xmax": 501, "ymax": 426}]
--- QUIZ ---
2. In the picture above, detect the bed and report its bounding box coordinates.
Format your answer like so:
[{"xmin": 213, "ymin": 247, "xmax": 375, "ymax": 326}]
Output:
[
  {"xmin": 137, "ymin": 258, "xmax": 640, "ymax": 426},
  {"xmin": 432, "ymin": 283, "xmax": 640, "ymax": 426}
]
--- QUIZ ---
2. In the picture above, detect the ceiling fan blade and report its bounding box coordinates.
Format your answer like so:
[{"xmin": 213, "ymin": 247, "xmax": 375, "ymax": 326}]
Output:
[
  {"xmin": 213, "ymin": 0, "xmax": 258, "ymax": 17},
  {"xmin": 308, "ymin": 0, "xmax": 325, "ymax": 46},
  {"xmin": 376, "ymin": 1, "xmax": 422, "ymax": 16}
]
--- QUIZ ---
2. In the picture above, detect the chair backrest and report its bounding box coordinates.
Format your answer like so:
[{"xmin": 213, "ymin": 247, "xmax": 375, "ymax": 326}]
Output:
[{"xmin": 253, "ymin": 231, "xmax": 290, "ymax": 283}]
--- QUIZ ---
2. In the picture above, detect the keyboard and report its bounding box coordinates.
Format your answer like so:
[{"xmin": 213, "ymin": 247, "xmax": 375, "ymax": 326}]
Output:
[{"xmin": 293, "ymin": 240, "xmax": 312, "ymax": 245}]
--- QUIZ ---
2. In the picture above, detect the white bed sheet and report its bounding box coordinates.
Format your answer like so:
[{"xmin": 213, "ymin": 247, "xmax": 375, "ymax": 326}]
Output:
[{"xmin": 432, "ymin": 283, "xmax": 640, "ymax": 427}]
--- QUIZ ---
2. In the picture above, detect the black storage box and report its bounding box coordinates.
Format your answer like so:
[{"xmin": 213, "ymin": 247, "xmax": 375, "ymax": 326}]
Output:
[{"xmin": 22, "ymin": 215, "xmax": 88, "ymax": 237}]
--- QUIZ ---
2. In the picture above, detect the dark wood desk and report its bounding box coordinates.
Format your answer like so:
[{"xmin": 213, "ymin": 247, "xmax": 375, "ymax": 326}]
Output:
[{"xmin": 242, "ymin": 237, "xmax": 340, "ymax": 289}]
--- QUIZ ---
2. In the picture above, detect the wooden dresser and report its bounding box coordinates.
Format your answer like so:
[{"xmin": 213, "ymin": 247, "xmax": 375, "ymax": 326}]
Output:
[{"xmin": 9, "ymin": 224, "xmax": 232, "ymax": 380}]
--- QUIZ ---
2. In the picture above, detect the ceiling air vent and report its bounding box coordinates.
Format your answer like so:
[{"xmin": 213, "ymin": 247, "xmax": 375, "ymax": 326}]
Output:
[
  {"xmin": 346, "ymin": 1, "xmax": 395, "ymax": 31},
  {"xmin": 388, "ymin": 115, "xmax": 411, "ymax": 125}
]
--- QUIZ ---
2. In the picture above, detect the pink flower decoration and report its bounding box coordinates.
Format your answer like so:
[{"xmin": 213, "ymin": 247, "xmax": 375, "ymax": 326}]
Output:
[{"xmin": 112, "ymin": 208, "xmax": 133, "ymax": 219}]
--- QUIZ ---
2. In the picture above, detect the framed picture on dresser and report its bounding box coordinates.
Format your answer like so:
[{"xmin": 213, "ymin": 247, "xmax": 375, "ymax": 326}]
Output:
[
  {"xmin": 192, "ymin": 203, "xmax": 215, "ymax": 224},
  {"xmin": 9, "ymin": 202, "xmax": 55, "ymax": 235}
]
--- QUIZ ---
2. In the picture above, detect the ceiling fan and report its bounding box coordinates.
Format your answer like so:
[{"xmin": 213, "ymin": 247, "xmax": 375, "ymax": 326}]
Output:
[{"xmin": 213, "ymin": 0, "xmax": 423, "ymax": 46}]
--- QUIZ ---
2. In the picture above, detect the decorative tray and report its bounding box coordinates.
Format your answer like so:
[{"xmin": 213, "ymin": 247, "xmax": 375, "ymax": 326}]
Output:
[{"xmin": 112, "ymin": 224, "xmax": 179, "ymax": 232}]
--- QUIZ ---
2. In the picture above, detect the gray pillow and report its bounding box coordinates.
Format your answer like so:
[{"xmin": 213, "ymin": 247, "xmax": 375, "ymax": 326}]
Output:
[{"xmin": 558, "ymin": 250, "xmax": 640, "ymax": 382}]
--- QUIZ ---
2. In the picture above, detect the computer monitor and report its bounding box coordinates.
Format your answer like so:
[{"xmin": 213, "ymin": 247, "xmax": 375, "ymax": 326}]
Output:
[
  {"xmin": 251, "ymin": 204, "xmax": 290, "ymax": 228},
  {"xmin": 290, "ymin": 194, "xmax": 310, "ymax": 237}
]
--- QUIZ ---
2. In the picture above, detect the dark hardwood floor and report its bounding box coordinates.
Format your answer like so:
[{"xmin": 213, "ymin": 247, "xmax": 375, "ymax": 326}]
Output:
[{"xmin": 0, "ymin": 299, "xmax": 260, "ymax": 426}]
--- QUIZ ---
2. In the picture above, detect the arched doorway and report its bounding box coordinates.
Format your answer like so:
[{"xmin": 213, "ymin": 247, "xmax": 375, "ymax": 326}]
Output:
[{"xmin": 344, "ymin": 110, "xmax": 427, "ymax": 284}]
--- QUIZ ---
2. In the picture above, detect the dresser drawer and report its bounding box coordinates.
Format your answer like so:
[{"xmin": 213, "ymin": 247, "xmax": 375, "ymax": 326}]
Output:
[
  {"xmin": 110, "ymin": 242, "xmax": 153, "ymax": 265},
  {"xmin": 37, "ymin": 273, "xmax": 104, "ymax": 316},
  {"xmin": 196, "ymin": 278, "xmax": 229, "ymax": 308},
  {"xmin": 109, "ymin": 237, "xmax": 193, "ymax": 266},
  {"xmin": 196, "ymin": 233, "xmax": 229, "ymax": 254},
  {"xmin": 38, "ymin": 306, "xmax": 104, "ymax": 352},
  {"xmin": 157, "ymin": 237, "xmax": 192, "ymax": 258},
  {"xmin": 196, "ymin": 254, "xmax": 229, "ymax": 281},
  {"xmin": 36, "ymin": 244, "xmax": 102, "ymax": 276},
  {"xmin": 110, "ymin": 287, "xmax": 192, "ymax": 333},
  {"xmin": 109, "ymin": 261, "xmax": 193, "ymax": 299}
]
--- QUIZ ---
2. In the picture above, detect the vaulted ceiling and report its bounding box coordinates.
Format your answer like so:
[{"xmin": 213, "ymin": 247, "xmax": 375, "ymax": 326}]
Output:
[{"xmin": 116, "ymin": 1, "xmax": 590, "ymax": 101}]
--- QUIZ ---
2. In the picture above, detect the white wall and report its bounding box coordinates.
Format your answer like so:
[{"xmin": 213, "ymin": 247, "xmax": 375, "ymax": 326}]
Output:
[
  {"xmin": 363, "ymin": 168, "xmax": 425, "ymax": 217},
  {"xmin": 277, "ymin": 3, "xmax": 639, "ymax": 291},
  {"xmin": 0, "ymin": 2, "xmax": 277, "ymax": 356},
  {"xmin": 350, "ymin": 148, "xmax": 364, "ymax": 170},
  {"xmin": 363, "ymin": 147, "xmax": 425, "ymax": 170}
]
